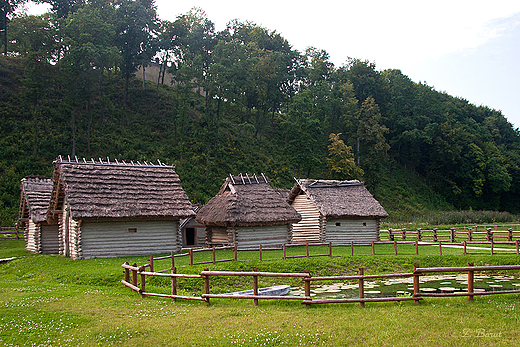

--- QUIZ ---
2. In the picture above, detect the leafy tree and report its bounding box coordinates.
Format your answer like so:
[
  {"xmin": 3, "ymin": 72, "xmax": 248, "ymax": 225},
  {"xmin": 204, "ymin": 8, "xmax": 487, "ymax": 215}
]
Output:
[
  {"xmin": 327, "ymin": 133, "xmax": 363, "ymax": 180},
  {"xmin": 1, "ymin": 0, "xmax": 27, "ymax": 54}
]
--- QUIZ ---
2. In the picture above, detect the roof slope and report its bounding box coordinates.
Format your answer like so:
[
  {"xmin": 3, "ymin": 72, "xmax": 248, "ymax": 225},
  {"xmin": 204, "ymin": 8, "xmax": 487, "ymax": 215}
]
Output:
[
  {"xmin": 196, "ymin": 174, "xmax": 301, "ymax": 227},
  {"xmin": 19, "ymin": 176, "xmax": 53, "ymax": 223},
  {"xmin": 48, "ymin": 159, "xmax": 195, "ymax": 221},
  {"xmin": 288, "ymin": 179, "xmax": 388, "ymax": 219}
]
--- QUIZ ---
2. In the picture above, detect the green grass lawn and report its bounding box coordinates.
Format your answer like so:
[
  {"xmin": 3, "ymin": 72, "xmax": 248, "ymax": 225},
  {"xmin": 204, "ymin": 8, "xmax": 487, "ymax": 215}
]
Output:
[{"xmin": 1, "ymin": 239, "xmax": 520, "ymax": 346}]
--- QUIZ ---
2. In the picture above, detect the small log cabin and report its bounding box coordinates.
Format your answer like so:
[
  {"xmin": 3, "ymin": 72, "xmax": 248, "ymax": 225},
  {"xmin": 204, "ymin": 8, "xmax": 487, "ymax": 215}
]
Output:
[
  {"xmin": 287, "ymin": 179, "xmax": 388, "ymax": 245},
  {"xmin": 46, "ymin": 157, "xmax": 195, "ymax": 259},
  {"xmin": 179, "ymin": 204, "xmax": 206, "ymax": 248},
  {"xmin": 196, "ymin": 174, "xmax": 301, "ymax": 249},
  {"xmin": 19, "ymin": 176, "xmax": 60, "ymax": 254}
]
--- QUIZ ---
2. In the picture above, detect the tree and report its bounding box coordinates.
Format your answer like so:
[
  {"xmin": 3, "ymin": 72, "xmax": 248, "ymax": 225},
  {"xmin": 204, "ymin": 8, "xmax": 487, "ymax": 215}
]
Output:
[
  {"xmin": 1, "ymin": 0, "xmax": 27, "ymax": 55},
  {"xmin": 36, "ymin": 0, "xmax": 85, "ymax": 19},
  {"xmin": 327, "ymin": 133, "xmax": 363, "ymax": 180}
]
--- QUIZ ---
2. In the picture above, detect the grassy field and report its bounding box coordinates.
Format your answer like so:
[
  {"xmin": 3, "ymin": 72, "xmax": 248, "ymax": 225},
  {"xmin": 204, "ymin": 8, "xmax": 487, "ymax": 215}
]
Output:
[{"xmin": 1, "ymin": 239, "xmax": 520, "ymax": 346}]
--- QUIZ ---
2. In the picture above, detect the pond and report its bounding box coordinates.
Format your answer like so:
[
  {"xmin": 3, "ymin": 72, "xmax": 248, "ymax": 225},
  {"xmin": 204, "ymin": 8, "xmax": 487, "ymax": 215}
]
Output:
[{"xmin": 288, "ymin": 275, "xmax": 520, "ymax": 299}]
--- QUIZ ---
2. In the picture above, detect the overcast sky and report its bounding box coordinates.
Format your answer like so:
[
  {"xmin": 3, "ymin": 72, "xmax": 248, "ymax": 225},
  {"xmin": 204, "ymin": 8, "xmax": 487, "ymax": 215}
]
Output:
[{"xmin": 27, "ymin": 1, "xmax": 520, "ymax": 129}]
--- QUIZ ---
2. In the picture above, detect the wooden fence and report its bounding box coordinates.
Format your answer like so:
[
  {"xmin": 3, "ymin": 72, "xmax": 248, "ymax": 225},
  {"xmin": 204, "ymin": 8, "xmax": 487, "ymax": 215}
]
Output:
[
  {"xmin": 121, "ymin": 262, "xmax": 520, "ymax": 307},
  {"xmin": 382, "ymin": 227, "xmax": 520, "ymax": 243},
  {"xmin": 0, "ymin": 226, "xmax": 23, "ymax": 239}
]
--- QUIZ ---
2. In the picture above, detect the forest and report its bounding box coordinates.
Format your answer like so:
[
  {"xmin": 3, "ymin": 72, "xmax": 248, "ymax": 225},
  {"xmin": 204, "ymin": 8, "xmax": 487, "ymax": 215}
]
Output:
[{"xmin": 1, "ymin": 0, "xmax": 520, "ymax": 226}]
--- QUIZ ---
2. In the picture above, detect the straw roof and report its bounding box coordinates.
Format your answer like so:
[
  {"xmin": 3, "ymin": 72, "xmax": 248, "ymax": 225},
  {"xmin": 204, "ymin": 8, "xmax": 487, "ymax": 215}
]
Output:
[
  {"xmin": 19, "ymin": 176, "xmax": 53, "ymax": 223},
  {"xmin": 48, "ymin": 158, "xmax": 195, "ymax": 221},
  {"xmin": 288, "ymin": 179, "xmax": 388, "ymax": 219},
  {"xmin": 196, "ymin": 174, "xmax": 301, "ymax": 227}
]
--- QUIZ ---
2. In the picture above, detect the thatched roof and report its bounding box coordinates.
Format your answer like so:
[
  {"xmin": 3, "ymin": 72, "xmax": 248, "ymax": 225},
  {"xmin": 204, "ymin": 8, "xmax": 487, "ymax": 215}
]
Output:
[
  {"xmin": 288, "ymin": 179, "xmax": 388, "ymax": 219},
  {"xmin": 47, "ymin": 158, "xmax": 195, "ymax": 221},
  {"xmin": 19, "ymin": 176, "xmax": 53, "ymax": 223},
  {"xmin": 196, "ymin": 174, "xmax": 301, "ymax": 227}
]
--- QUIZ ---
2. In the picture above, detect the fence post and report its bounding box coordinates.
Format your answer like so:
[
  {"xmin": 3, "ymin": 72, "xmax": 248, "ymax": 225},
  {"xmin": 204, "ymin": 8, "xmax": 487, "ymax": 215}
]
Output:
[
  {"xmin": 306, "ymin": 242, "xmax": 309, "ymax": 258},
  {"xmin": 351, "ymin": 241, "xmax": 354, "ymax": 256},
  {"xmin": 304, "ymin": 270, "xmax": 311, "ymax": 307},
  {"xmin": 413, "ymin": 265, "xmax": 420, "ymax": 305},
  {"xmin": 282, "ymin": 243, "xmax": 286, "ymax": 260},
  {"xmin": 203, "ymin": 268, "xmax": 210, "ymax": 305},
  {"xmin": 393, "ymin": 240, "xmax": 397, "ymax": 255},
  {"xmin": 132, "ymin": 263, "xmax": 138, "ymax": 288},
  {"xmin": 234, "ymin": 244, "xmax": 238, "ymax": 261},
  {"xmin": 438, "ymin": 241, "xmax": 442, "ymax": 256},
  {"xmin": 467, "ymin": 262, "xmax": 474, "ymax": 302},
  {"xmin": 508, "ymin": 228, "xmax": 513, "ymax": 242},
  {"xmin": 415, "ymin": 240, "xmax": 418, "ymax": 255},
  {"xmin": 402, "ymin": 228, "xmax": 406, "ymax": 241},
  {"xmin": 171, "ymin": 251, "xmax": 176, "ymax": 302},
  {"xmin": 124, "ymin": 262, "xmax": 130, "ymax": 283},
  {"xmin": 189, "ymin": 249, "xmax": 194, "ymax": 266},
  {"xmin": 486, "ymin": 228, "xmax": 493, "ymax": 242},
  {"xmin": 417, "ymin": 228, "xmax": 422, "ymax": 241},
  {"xmin": 139, "ymin": 266, "xmax": 146, "ymax": 298},
  {"xmin": 388, "ymin": 228, "xmax": 393, "ymax": 241},
  {"xmin": 450, "ymin": 228, "xmax": 455, "ymax": 243},
  {"xmin": 259, "ymin": 244, "xmax": 262, "ymax": 261},
  {"xmin": 517, "ymin": 240, "xmax": 520, "ymax": 255},
  {"xmin": 433, "ymin": 228, "xmax": 438, "ymax": 242},
  {"xmin": 468, "ymin": 228, "xmax": 472, "ymax": 241},
  {"xmin": 149, "ymin": 255, "xmax": 154, "ymax": 272},
  {"xmin": 371, "ymin": 241, "xmax": 375, "ymax": 256},
  {"xmin": 358, "ymin": 267, "xmax": 365, "ymax": 307},
  {"xmin": 252, "ymin": 267, "xmax": 259, "ymax": 306},
  {"xmin": 490, "ymin": 240, "xmax": 494, "ymax": 255},
  {"xmin": 328, "ymin": 242, "xmax": 332, "ymax": 257},
  {"xmin": 212, "ymin": 246, "xmax": 216, "ymax": 264},
  {"xmin": 463, "ymin": 241, "xmax": 467, "ymax": 255}
]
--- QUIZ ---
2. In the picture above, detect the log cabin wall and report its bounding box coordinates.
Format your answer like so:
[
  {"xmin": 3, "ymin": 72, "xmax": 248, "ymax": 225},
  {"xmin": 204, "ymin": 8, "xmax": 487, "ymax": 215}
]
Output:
[
  {"xmin": 25, "ymin": 220, "xmax": 40, "ymax": 253},
  {"xmin": 324, "ymin": 218, "xmax": 380, "ymax": 245},
  {"xmin": 234, "ymin": 225, "xmax": 291, "ymax": 249},
  {"xmin": 206, "ymin": 226, "xmax": 231, "ymax": 247},
  {"xmin": 79, "ymin": 220, "xmax": 181, "ymax": 259},
  {"xmin": 40, "ymin": 224, "xmax": 60, "ymax": 254},
  {"xmin": 291, "ymin": 194, "xmax": 322, "ymax": 243}
]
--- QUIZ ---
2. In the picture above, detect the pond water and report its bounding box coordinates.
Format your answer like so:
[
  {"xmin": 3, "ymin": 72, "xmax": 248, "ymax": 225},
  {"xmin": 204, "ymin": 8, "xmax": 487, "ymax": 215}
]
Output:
[{"xmin": 288, "ymin": 275, "xmax": 520, "ymax": 299}]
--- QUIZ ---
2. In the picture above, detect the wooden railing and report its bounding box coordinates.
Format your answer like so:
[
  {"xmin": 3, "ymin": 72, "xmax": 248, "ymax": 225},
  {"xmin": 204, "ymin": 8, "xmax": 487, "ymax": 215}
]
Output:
[
  {"xmin": 0, "ymin": 226, "xmax": 23, "ymax": 239},
  {"xmin": 121, "ymin": 262, "xmax": 520, "ymax": 307},
  {"xmin": 382, "ymin": 227, "xmax": 520, "ymax": 242}
]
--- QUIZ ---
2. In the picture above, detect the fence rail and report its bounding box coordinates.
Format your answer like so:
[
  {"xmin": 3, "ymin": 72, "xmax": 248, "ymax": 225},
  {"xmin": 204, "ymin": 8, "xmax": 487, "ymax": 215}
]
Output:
[
  {"xmin": 121, "ymin": 262, "xmax": 520, "ymax": 307},
  {"xmin": 382, "ymin": 226, "xmax": 520, "ymax": 243},
  {"xmin": 0, "ymin": 226, "xmax": 23, "ymax": 239}
]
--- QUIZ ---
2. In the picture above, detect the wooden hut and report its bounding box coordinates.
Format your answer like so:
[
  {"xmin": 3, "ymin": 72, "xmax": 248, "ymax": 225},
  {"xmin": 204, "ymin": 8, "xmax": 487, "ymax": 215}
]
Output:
[
  {"xmin": 179, "ymin": 204, "xmax": 206, "ymax": 248},
  {"xmin": 46, "ymin": 157, "xmax": 195, "ymax": 259},
  {"xmin": 19, "ymin": 176, "xmax": 60, "ymax": 254},
  {"xmin": 196, "ymin": 174, "xmax": 301, "ymax": 249},
  {"xmin": 287, "ymin": 179, "xmax": 388, "ymax": 245}
]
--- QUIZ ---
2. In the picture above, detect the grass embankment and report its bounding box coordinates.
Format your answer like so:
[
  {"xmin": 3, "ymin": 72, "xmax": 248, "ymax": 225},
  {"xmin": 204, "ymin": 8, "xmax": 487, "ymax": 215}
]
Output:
[{"xmin": 1, "ymin": 239, "xmax": 519, "ymax": 346}]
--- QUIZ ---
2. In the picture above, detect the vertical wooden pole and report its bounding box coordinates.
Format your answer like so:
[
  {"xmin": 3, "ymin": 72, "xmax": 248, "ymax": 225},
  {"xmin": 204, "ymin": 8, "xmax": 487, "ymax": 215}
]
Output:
[
  {"xmin": 394, "ymin": 240, "xmax": 397, "ymax": 255},
  {"xmin": 468, "ymin": 228, "xmax": 472, "ymax": 241},
  {"xmin": 467, "ymin": 262, "xmax": 474, "ymax": 302},
  {"xmin": 516, "ymin": 240, "xmax": 519, "ymax": 255},
  {"xmin": 490, "ymin": 240, "xmax": 494, "ymax": 255},
  {"xmin": 189, "ymin": 249, "xmax": 193, "ymax": 266},
  {"xmin": 438, "ymin": 241, "xmax": 442, "ymax": 256},
  {"xmin": 212, "ymin": 246, "xmax": 216, "ymax": 264},
  {"xmin": 450, "ymin": 228, "xmax": 455, "ymax": 243},
  {"xmin": 388, "ymin": 228, "xmax": 393, "ymax": 241},
  {"xmin": 234, "ymin": 244, "xmax": 238, "ymax": 261},
  {"xmin": 415, "ymin": 240, "xmax": 419, "ymax": 255},
  {"xmin": 204, "ymin": 268, "xmax": 210, "ymax": 305},
  {"xmin": 171, "ymin": 251, "xmax": 176, "ymax": 302},
  {"xmin": 124, "ymin": 262, "xmax": 130, "ymax": 283},
  {"xmin": 417, "ymin": 228, "xmax": 422, "ymax": 241},
  {"xmin": 371, "ymin": 241, "xmax": 375, "ymax": 256},
  {"xmin": 351, "ymin": 241, "xmax": 354, "ymax": 256},
  {"xmin": 282, "ymin": 243, "xmax": 286, "ymax": 260},
  {"xmin": 433, "ymin": 228, "xmax": 438, "ymax": 242},
  {"xmin": 252, "ymin": 267, "xmax": 259, "ymax": 306},
  {"xmin": 402, "ymin": 228, "xmax": 406, "ymax": 241},
  {"xmin": 132, "ymin": 263, "xmax": 138, "ymax": 288},
  {"xmin": 304, "ymin": 270, "xmax": 311, "ymax": 307},
  {"xmin": 328, "ymin": 242, "xmax": 332, "ymax": 257},
  {"xmin": 149, "ymin": 255, "xmax": 154, "ymax": 272},
  {"xmin": 306, "ymin": 242, "xmax": 309, "ymax": 258},
  {"xmin": 413, "ymin": 265, "xmax": 420, "ymax": 305},
  {"xmin": 358, "ymin": 268, "xmax": 365, "ymax": 307},
  {"xmin": 508, "ymin": 228, "xmax": 513, "ymax": 242},
  {"xmin": 463, "ymin": 241, "xmax": 467, "ymax": 255},
  {"xmin": 259, "ymin": 244, "xmax": 262, "ymax": 261},
  {"xmin": 140, "ymin": 266, "xmax": 146, "ymax": 298}
]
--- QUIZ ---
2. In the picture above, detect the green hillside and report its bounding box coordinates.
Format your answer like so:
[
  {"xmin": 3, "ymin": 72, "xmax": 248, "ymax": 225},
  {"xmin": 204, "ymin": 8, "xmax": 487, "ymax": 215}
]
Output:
[{"xmin": 1, "ymin": 2, "xmax": 520, "ymax": 225}]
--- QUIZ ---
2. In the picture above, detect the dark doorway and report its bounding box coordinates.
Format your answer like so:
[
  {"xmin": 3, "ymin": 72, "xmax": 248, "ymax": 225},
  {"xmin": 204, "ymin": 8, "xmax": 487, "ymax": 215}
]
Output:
[{"xmin": 186, "ymin": 228, "xmax": 195, "ymax": 246}]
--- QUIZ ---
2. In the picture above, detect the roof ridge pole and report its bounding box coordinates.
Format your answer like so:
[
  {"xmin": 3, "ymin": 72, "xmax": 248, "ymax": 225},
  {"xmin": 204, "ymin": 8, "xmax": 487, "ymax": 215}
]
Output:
[
  {"xmin": 261, "ymin": 173, "xmax": 268, "ymax": 184},
  {"xmin": 122, "ymin": 160, "xmax": 127, "ymax": 165},
  {"xmin": 107, "ymin": 157, "xmax": 110, "ymax": 164},
  {"xmin": 229, "ymin": 174, "xmax": 235, "ymax": 184},
  {"xmin": 131, "ymin": 161, "xmax": 135, "ymax": 165},
  {"xmin": 246, "ymin": 173, "xmax": 252, "ymax": 184},
  {"xmin": 99, "ymin": 158, "xmax": 103, "ymax": 164},
  {"xmin": 240, "ymin": 173, "xmax": 245, "ymax": 185},
  {"xmin": 68, "ymin": 155, "xmax": 71, "ymax": 162},
  {"xmin": 157, "ymin": 159, "xmax": 162, "ymax": 166},
  {"xmin": 137, "ymin": 161, "xmax": 142, "ymax": 165},
  {"xmin": 115, "ymin": 159, "xmax": 119, "ymax": 164},
  {"xmin": 59, "ymin": 155, "xmax": 63, "ymax": 162},
  {"xmin": 75, "ymin": 156, "xmax": 78, "ymax": 163},
  {"xmin": 83, "ymin": 158, "xmax": 87, "ymax": 163},
  {"xmin": 254, "ymin": 174, "xmax": 259, "ymax": 184},
  {"xmin": 91, "ymin": 158, "xmax": 95, "ymax": 164}
]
